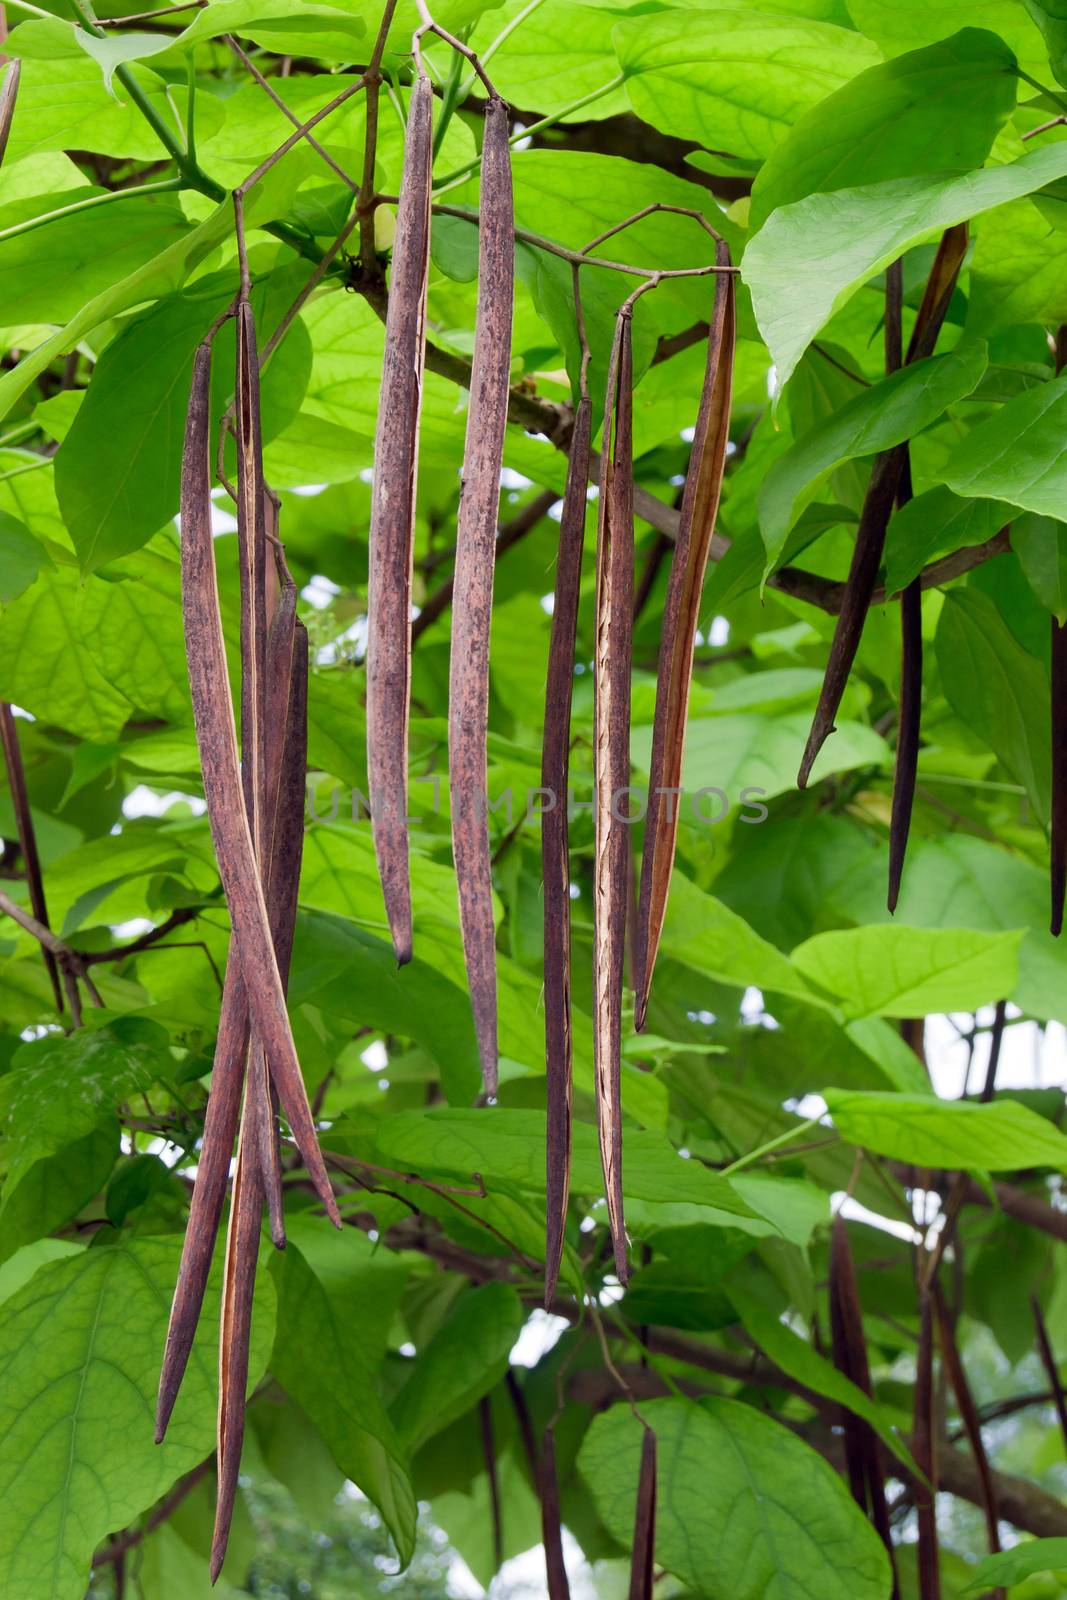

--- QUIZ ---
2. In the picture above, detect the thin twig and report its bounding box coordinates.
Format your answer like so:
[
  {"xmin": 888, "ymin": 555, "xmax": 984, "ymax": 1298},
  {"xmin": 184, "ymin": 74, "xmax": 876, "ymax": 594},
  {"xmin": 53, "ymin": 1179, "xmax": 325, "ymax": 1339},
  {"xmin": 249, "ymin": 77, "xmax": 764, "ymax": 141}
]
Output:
[
  {"xmin": 225, "ymin": 36, "xmax": 359, "ymax": 192},
  {"xmin": 0, "ymin": 704, "xmax": 62, "ymax": 1009}
]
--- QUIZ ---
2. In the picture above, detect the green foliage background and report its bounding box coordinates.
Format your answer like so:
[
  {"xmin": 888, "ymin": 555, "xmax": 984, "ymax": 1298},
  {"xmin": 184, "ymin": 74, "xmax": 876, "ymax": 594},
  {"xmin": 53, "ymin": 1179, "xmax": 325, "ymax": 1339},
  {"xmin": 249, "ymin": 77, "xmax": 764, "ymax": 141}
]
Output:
[{"xmin": 1, "ymin": 0, "xmax": 1067, "ymax": 1596}]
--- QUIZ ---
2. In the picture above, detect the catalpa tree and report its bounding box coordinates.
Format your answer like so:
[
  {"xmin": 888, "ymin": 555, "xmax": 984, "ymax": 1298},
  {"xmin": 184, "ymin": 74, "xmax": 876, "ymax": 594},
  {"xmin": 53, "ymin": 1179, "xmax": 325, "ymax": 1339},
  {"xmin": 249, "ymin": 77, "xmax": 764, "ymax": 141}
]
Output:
[{"xmin": 0, "ymin": 2, "xmax": 1066, "ymax": 1597}]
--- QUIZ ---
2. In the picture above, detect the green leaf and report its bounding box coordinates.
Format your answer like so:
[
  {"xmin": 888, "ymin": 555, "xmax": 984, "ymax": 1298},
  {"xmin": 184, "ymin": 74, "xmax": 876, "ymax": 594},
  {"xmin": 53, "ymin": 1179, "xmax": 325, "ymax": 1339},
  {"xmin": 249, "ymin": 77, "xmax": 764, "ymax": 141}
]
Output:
[
  {"xmin": 0, "ymin": 189, "xmax": 277, "ymax": 425},
  {"xmin": 653, "ymin": 870, "xmax": 816, "ymax": 1003},
  {"xmin": 373, "ymin": 1107, "xmax": 764, "ymax": 1223},
  {"xmin": 138, "ymin": 1525, "xmax": 241, "ymax": 1600},
  {"xmin": 1023, "ymin": 0, "xmax": 1067, "ymax": 86},
  {"xmin": 0, "ymin": 1129, "xmax": 118, "ymax": 1264},
  {"xmin": 578, "ymin": 1396, "xmax": 891, "ymax": 1600},
  {"xmin": 750, "ymin": 28, "xmax": 1017, "ymax": 231},
  {"xmin": 846, "ymin": 0, "xmax": 1047, "ymax": 78},
  {"xmin": 968, "ymin": 197, "xmax": 1067, "ymax": 334},
  {"xmin": 823, "ymin": 1088, "xmax": 1067, "ymax": 1170},
  {"xmin": 0, "ymin": 1239, "xmax": 84, "ymax": 1307},
  {"xmin": 3, "ymin": 56, "xmax": 222, "ymax": 164},
  {"xmin": 56, "ymin": 278, "xmax": 312, "ymax": 572},
  {"xmin": 75, "ymin": 29, "xmax": 173, "ymax": 93},
  {"xmin": 390, "ymin": 1283, "xmax": 524, "ymax": 1452},
  {"xmin": 744, "ymin": 142, "xmax": 1067, "ymax": 392},
  {"xmin": 177, "ymin": 0, "xmax": 368, "ymax": 61},
  {"xmin": 55, "ymin": 291, "xmax": 224, "ymax": 572},
  {"xmin": 760, "ymin": 341, "xmax": 988, "ymax": 571},
  {"xmin": 0, "ymin": 1017, "xmax": 171, "ymax": 1200},
  {"xmin": 0, "ymin": 544, "xmax": 193, "ymax": 738},
  {"xmin": 0, "ymin": 511, "xmax": 49, "ymax": 605},
  {"xmin": 731, "ymin": 1172, "xmax": 830, "ymax": 1247},
  {"xmin": 827, "ymin": 833, "xmax": 1067, "ymax": 1027},
  {"xmin": 791, "ymin": 924, "xmax": 1022, "ymax": 1017},
  {"xmin": 882, "ymin": 487, "xmax": 1012, "ymax": 595},
  {"xmin": 0, "ymin": 1235, "xmax": 275, "ymax": 1600},
  {"xmin": 0, "ymin": 192, "xmax": 191, "ymax": 330},
  {"xmin": 726, "ymin": 1284, "xmax": 919, "ymax": 1478},
  {"xmin": 614, "ymin": 11, "xmax": 880, "ymax": 161},
  {"xmin": 466, "ymin": 0, "xmax": 628, "ymax": 120},
  {"xmin": 633, "ymin": 710, "xmax": 890, "ymax": 806},
  {"xmin": 943, "ymin": 371, "xmax": 1067, "ymax": 521},
  {"xmin": 935, "ymin": 587, "xmax": 1051, "ymax": 824},
  {"xmin": 269, "ymin": 1217, "xmax": 417, "ymax": 1564},
  {"xmin": 1013, "ymin": 511, "xmax": 1067, "ymax": 621},
  {"xmin": 958, "ymin": 1537, "xmax": 1067, "ymax": 1594}
]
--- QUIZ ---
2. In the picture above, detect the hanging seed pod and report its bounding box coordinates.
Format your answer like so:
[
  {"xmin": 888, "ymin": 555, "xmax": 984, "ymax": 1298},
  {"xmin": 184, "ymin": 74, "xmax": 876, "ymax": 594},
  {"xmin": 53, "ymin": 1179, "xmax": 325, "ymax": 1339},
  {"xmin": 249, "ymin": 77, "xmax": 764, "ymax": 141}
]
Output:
[
  {"xmin": 479, "ymin": 1394, "xmax": 504, "ymax": 1574},
  {"xmin": 798, "ymin": 225, "xmax": 967, "ymax": 789},
  {"xmin": 933, "ymin": 1287, "xmax": 1002, "ymax": 1592},
  {"xmin": 210, "ymin": 1114, "xmax": 263, "ymax": 1582},
  {"xmin": 0, "ymin": 60, "xmax": 21, "ymax": 170},
  {"xmin": 540, "ymin": 1428, "xmax": 572, "ymax": 1600},
  {"xmin": 367, "ymin": 71, "xmax": 433, "ymax": 966},
  {"xmin": 0, "ymin": 702, "xmax": 63, "ymax": 1011},
  {"xmin": 633, "ymin": 248, "xmax": 734, "ymax": 1030},
  {"xmin": 628, "ymin": 1426, "xmax": 657, "ymax": 1600},
  {"xmin": 829, "ymin": 1214, "xmax": 899, "ymax": 1592},
  {"xmin": 883, "ymin": 257, "xmax": 923, "ymax": 916},
  {"xmin": 884, "ymin": 258, "xmax": 903, "ymax": 376},
  {"xmin": 593, "ymin": 307, "xmax": 636, "ymax": 1284},
  {"xmin": 156, "ymin": 966, "xmax": 248, "ymax": 1441},
  {"xmin": 913, "ymin": 1290, "xmax": 940, "ymax": 1600},
  {"xmin": 888, "ymin": 576, "xmax": 922, "ymax": 913},
  {"xmin": 1031, "ymin": 1293, "xmax": 1067, "ymax": 1453},
  {"xmin": 158, "ymin": 355, "xmax": 318, "ymax": 1445},
  {"xmin": 237, "ymin": 318, "xmax": 290, "ymax": 1253},
  {"xmin": 1052, "ymin": 619, "xmax": 1067, "ymax": 936},
  {"xmin": 543, "ymin": 384, "xmax": 592, "ymax": 1308},
  {"xmin": 175, "ymin": 339, "xmax": 339, "ymax": 1226},
  {"xmin": 235, "ymin": 298, "xmax": 269, "ymax": 857},
  {"xmin": 1052, "ymin": 330, "xmax": 1067, "ymax": 936},
  {"xmin": 448, "ymin": 94, "xmax": 514, "ymax": 1098}
]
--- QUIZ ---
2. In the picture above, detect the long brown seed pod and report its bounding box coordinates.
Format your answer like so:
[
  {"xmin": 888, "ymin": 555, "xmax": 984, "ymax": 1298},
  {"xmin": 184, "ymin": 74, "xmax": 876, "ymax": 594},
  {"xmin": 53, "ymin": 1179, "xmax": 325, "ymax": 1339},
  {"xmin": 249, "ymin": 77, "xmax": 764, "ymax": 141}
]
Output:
[
  {"xmin": 1031, "ymin": 1292, "xmax": 1067, "ymax": 1454},
  {"xmin": 628, "ymin": 1425, "xmax": 657, "ymax": 1600},
  {"xmin": 0, "ymin": 702, "xmax": 63, "ymax": 1011},
  {"xmin": 156, "ymin": 967, "xmax": 248, "ymax": 1442},
  {"xmin": 234, "ymin": 277, "xmax": 279, "ymax": 1254},
  {"xmin": 157, "ymin": 370, "xmax": 314, "ymax": 1444},
  {"xmin": 478, "ymin": 1394, "xmax": 504, "ymax": 1575},
  {"xmin": 1052, "ymin": 619, "xmax": 1067, "ymax": 935},
  {"xmin": 366, "ymin": 71, "xmax": 433, "ymax": 966},
  {"xmin": 177, "ymin": 340, "xmax": 339, "ymax": 1227},
  {"xmin": 632, "ymin": 247, "xmax": 734, "ymax": 1030},
  {"xmin": 235, "ymin": 297, "xmax": 269, "ymax": 860},
  {"xmin": 543, "ymin": 374, "xmax": 592, "ymax": 1308},
  {"xmin": 913, "ymin": 1289, "xmax": 940, "ymax": 1600},
  {"xmin": 888, "ymin": 575, "xmax": 922, "ymax": 913},
  {"xmin": 237, "ymin": 312, "xmax": 288, "ymax": 1253},
  {"xmin": 932, "ymin": 1286, "xmax": 1001, "ymax": 1590},
  {"xmin": 1051, "ymin": 329, "xmax": 1067, "ymax": 936},
  {"xmin": 829, "ymin": 1215, "xmax": 899, "ymax": 1592},
  {"xmin": 884, "ymin": 259, "xmax": 922, "ymax": 916},
  {"xmin": 448, "ymin": 95, "xmax": 514, "ymax": 1099},
  {"xmin": 540, "ymin": 1428, "xmax": 572, "ymax": 1600},
  {"xmin": 210, "ymin": 1113, "xmax": 263, "ymax": 1582},
  {"xmin": 798, "ymin": 225, "xmax": 968, "ymax": 788},
  {"xmin": 157, "ymin": 605, "xmax": 305, "ymax": 1434},
  {"xmin": 0, "ymin": 61, "xmax": 21, "ymax": 170},
  {"xmin": 593, "ymin": 306, "xmax": 636, "ymax": 1284},
  {"xmin": 259, "ymin": 597, "xmax": 310, "ymax": 1252}
]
